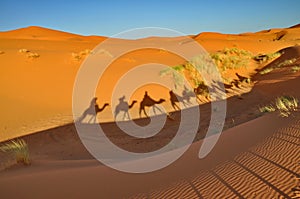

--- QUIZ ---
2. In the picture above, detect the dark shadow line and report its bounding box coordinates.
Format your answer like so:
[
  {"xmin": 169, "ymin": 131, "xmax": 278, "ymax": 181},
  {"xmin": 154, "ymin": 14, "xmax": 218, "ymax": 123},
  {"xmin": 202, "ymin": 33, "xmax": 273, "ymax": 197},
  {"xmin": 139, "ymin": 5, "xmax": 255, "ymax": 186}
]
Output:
[
  {"xmin": 277, "ymin": 132, "xmax": 300, "ymax": 140},
  {"xmin": 234, "ymin": 160, "xmax": 290, "ymax": 198},
  {"xmin": 210, "ymin": 170, "xmax": 245, "ymax": 199},
  {"xmin": 186, "ymin": 180, "xmax": 204, "ymax": 199},
  {"xmin": 286, "ymin": 125, "xmax": 300, "ymax": 131},
  {"xmin": 273, "ymin": 136, "xmax": 299, "ymax": 146},
  {"xmin": 248, "ymin": 151, "xmax": 299, "ymax": 177}
]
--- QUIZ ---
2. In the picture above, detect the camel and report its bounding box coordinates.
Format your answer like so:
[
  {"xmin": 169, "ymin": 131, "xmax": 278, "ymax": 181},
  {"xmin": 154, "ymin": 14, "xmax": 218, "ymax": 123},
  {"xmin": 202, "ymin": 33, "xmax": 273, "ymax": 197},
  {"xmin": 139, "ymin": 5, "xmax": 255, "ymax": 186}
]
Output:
[
  {"xmin": 114, "ymin": 96, "xmax": 137, "ymax": 120},
  {"xmin": 139, "ymin": 92, "xmax": 165, "ymax": 118},
  {"xmin": 169, "ymin": 90, "xmax": 191, "ymax": 110},
  {"xmin": 194, "ymin": 82, "xmax": 210, "ymax": 101},
  {"xmin": 212, "ymin": 80, "xmax": 236, "ymax": 93},
  {"xmin": 77, "ymin": 97, "xmax": 109, "ymax": 123},
  {"xmin": 182, "ymin": 86, "xmax": 196, "ymax": 104}
]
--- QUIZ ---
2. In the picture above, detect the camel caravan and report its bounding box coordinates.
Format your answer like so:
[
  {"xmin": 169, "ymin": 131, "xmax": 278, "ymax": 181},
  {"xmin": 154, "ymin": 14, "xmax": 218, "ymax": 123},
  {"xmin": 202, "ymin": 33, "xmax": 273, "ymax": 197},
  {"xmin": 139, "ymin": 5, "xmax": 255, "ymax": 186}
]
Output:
[{"xmin": 77, "ymin": 73, "xmax": 249, "ymax": 123}]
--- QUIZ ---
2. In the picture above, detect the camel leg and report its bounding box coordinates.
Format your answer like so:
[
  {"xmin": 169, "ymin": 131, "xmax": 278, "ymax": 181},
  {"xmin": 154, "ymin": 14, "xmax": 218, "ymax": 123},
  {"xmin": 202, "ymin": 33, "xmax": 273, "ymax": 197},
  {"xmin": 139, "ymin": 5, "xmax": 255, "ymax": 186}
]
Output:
[
  {"xmin": 152, "ymin": 106, "xmax": 157, "ymax": 115},
  {"xmin": 114, "ymin": 110, "xmax": 119, "ymax": 120},
  {"xmin": 88, "ymin": 115, "xmax": 94, "ymax": 123},
  {"xmin": 123, "ymin": 111, "xmax": 130, "ymax": 121},
  {"xmin": 182, "ymin": 100, "xmax": 188, "ymax": 108},
  {"xmin": 153, "ymin": 105, "xmax": 163, "ymax": 114},
  {"xmin": 143, "ymin": 108, "xmax": 149, "ymax": 118},
  {"xmin": 126, "ymin": 111, "xmax": 130, "ymax": 120},
  {"xmin": 171, "ymin": 101, "xmax": 179, "ymax": 110},
  {"xmin": 195, "ymin": 95, "xmax": 202, "ymax": 103},
  {"xmin": 122, "ymin": 112, "xmax": 126, "ymax": 121},
  {"xmin": 186, "ymin": 97, "xmax": 192, "ymax": 105},
  {"xmin": 139, "ymin": 108, "xmax": 142, "ymax": 118},
  {"xmin": 93, "ymin": 115, "xmax": 97, "ymax": 123},
  {"xmin": 77, "ymin": 111, "xmax": 88, "ymax": 123}
]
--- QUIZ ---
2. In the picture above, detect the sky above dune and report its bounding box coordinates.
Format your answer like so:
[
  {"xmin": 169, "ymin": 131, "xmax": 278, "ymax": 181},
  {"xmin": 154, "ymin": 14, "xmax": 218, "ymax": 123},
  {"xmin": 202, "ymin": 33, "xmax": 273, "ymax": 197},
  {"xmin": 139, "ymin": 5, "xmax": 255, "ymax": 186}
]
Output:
[{"xmin": 1, "ymin": 0, "xmax": 300, "ymax": 37}]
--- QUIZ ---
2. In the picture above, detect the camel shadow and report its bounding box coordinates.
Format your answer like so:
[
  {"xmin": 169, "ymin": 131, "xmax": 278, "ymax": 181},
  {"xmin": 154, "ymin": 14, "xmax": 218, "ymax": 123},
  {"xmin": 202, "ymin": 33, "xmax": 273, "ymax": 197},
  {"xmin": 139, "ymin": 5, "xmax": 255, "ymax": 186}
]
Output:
[
  {"xmin": 76, "ymin": 97, "xmax": 109, "ymax": 123},
  {"xmin": 139, "ymin": 91, "xmax": 165, "ymax": 118},
  {"xmin": 169, "ymin": 87, "xmax": 195, "ymax": 111},
  {"xmin": 114, "ymin": 95, "xmax": 137, "ymax": 121}
]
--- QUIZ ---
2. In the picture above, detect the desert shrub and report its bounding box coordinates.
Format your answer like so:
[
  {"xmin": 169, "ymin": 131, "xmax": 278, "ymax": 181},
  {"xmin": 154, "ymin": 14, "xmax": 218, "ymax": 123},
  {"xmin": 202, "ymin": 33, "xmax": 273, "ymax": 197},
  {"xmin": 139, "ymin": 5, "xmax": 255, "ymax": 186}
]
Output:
[
  {"xmin": 0, "ymin": 139, "xmax": 30, "ymax": 165},
  {"xmin": 71, "ymin": 53, "xmax": 81, "ymax": 61},
  {"xmin": 27, "ymin": 52, "xmax": 40, "ymax": 58},
  {"xmin": 277, "ymin": 58, "xmax": 296, "ymax": 68},
  {"xmin": 259, "ymin": 95, "xmax": 298, "ymax": 117},
  {"xmin": 19, "ymin": 48, "xmax": 30, "ymax": 53},
  {"xmin": 275, "ymin": 95, "xmax": 298, "ymax": 117},
  {"xmin": 211, "ymin": 47, "xmax": 253, "ymax": 71},
  {"xmin": 159, "ymin": 64, "xmax": 185, "ymax": 89},
  {"xmin": 72, "ymin": 49, "xmax": 93, "ymax": 61},
  {"xmin": 292, "ymin": 66, "xmax": 300, "ymax": 73},
  {"xmin": 259, "ymin": 105, "xmax": 276, "ymax": 113},
  {"xmin": 259, "ymin": 67, "xmax": 274, "ymax": 75},
  {"xmin": 160, "ymin": 53, "xmax": 215, "ymax": 88},
  {"xmin": 253, "ymin": 52, "xmax": 281, "ymax": 63},
  {"xmin": 19, "ymin": 49, "xmax": 40, "ymax": 59},
  {"xmin": 79, "ymin": 49, "xmax": 93, "ymax": 56}
]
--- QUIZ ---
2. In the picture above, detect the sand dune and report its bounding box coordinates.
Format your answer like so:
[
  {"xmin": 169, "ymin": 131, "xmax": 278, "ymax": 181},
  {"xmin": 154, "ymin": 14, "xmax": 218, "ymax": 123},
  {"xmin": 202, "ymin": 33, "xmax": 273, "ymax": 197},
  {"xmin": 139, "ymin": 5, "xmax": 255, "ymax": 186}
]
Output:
[
  {"xmin": 0, "ymin": 25, "xmax": 300, "ymax": 198},
  {"xmin": 1, "ymin": 25, "xmax": 300, "ymax": 141},
  {"xmin": 0, "ymin": 110, "xmax": 299, "ymax": 198}
]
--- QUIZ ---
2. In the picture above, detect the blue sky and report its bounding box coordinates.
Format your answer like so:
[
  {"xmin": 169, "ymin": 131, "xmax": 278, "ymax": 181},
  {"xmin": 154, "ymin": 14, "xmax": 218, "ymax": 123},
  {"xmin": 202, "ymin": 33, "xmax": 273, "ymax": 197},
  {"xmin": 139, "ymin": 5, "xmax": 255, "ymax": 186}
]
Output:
[{"xmin": 1, "ymin": 0, "xmax": 300, "ymax": 37}]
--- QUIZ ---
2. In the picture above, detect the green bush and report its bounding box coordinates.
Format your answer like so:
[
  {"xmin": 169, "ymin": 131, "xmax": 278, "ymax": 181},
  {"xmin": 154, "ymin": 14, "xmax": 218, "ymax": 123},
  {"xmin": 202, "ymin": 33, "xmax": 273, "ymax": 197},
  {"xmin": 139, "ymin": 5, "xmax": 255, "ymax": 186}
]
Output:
[
  {"xmin": 211, "ymin": 47, "xmax": 253, "ymax": 71},
  {"xmin": 259, "ymin": 95, "xmax": 298, "ymax": 117},
  {"xmin": 292, "ymin": 66, "xmax": 300, "ymax": 73},
  {"xmin": 275, "ymin": 96, "xmax": 298, "ymax": 117},
  {"xmin": 0, "ymin": 139, "xmax": 30, "ymax": 165}
]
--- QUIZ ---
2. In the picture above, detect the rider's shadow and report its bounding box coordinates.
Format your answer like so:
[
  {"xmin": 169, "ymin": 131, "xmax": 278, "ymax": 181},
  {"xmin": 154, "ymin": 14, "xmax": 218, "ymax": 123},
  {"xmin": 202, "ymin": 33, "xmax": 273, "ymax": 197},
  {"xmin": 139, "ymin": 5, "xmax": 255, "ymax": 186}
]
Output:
[
  {"xmin": 76, "ymin": 97, "xmax": 109, "ymax": 123},
  {"xmin": 114, "ymin": 96, "xmax": 137, "ymax": 121}
]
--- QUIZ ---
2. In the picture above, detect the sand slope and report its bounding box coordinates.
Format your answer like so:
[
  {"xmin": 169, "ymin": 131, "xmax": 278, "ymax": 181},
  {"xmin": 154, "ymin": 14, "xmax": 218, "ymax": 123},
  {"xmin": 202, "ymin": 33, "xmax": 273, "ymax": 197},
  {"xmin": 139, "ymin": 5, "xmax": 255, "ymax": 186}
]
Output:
[
  {"xmin": 1, "ymin": 25, "xmax": 300, "ymax": 141},
  {"xmin": 1, "ymin": 25, "xmax": 300, "ymax": 198},
  {"xmin": 0, "ymin": 111, "xmax": 299, "ymax": 198}
]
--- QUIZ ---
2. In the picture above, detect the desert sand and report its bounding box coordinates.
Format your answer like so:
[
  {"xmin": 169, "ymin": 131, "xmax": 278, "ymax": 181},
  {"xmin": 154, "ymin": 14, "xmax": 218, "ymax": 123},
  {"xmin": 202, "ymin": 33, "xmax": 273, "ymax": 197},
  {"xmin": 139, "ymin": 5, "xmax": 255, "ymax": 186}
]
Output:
[{"xmin": 0, "ymin": 25, "xmax": 300, "ymax": 198}]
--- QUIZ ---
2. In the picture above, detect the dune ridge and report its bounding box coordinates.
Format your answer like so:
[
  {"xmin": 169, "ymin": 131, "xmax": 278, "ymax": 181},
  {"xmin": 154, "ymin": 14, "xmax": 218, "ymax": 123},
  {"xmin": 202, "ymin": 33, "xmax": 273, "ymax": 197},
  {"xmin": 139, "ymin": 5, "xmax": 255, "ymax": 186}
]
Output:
[{"xmin": 0, "ymin": 24, "xmax": 300, "ymax": 198}]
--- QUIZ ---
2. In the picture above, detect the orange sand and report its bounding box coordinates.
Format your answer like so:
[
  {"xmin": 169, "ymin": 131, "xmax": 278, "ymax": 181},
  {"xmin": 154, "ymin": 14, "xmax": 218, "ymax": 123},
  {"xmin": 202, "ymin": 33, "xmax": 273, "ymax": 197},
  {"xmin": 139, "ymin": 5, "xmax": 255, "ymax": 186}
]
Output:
[{"xmin": 0, "ymin": 25, "xmax": 300, "ymax": 198}]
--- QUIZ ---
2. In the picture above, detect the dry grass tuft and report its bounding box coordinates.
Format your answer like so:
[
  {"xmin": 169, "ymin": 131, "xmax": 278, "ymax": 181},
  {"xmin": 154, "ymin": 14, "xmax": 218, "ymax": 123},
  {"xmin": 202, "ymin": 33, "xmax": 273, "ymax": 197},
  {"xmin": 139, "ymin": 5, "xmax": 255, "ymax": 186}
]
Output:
[
  {"xmin": 72, "ymin": 49, "xmax": 93, "ymax": 61},
  {"xmin": 259, "ymin": 95, "xmax": 298, "ymax": 117},
  {"xmin": 0, "ymin": 139, "xmax": 30, "ymax": 165},
  {"xmin": 19, "ymin": 49, "xmax": 40, "ymax": 59}
]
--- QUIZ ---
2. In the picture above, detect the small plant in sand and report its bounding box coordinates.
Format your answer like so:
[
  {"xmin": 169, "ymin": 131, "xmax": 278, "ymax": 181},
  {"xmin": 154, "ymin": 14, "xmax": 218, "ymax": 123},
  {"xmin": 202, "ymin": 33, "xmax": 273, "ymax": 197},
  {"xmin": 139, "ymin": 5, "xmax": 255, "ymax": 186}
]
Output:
[
  {"xmin": 277, "ymin": 58, "xmax": 297, "ymax": 68},
  {"xmin": 259, "ymin": 95, "xmax": 298, "ymax": 117},
  {"xmin": 72, "ymin": 49, "xmax": 93, "ymax": 61},
  {"xmin": 259, "ymin": 67, "xmax": 274, "ymax": 75},
  {"xmin": 160, "ymin": 54, "xmax": 214, "ymax": 89},
  {"xmin": 0, "ymin": 51, "xmax": 4, "ymax": 55},
  {"xmin": 291, "ymin": 66, "xmax": 300, "ymax": 73},
  {"xmin": 27, "ymin": 52, "xmax": 40, "ymax": 58},
  {"xmin": 275, "ymin": 95, "xmax": 298, "ymax": 117},
  {"xmin": 259, "ymin": 105, "xmax": 276, "ymax": 113},
  {"xmin": 19, "ymin": 48, "xmax": 30, "ymax": 53},
  {"xmin": 253, "ymin": 52, "xmax": 281, "ymax": 63},
  {"xmin": 19, "ymin": 49, "xmax": 40, "ymax": 59},
  {"xmin": 159, "ymin": 64, "xmax": 185, "ymax": 89},
  {"xmin": 0, "ymin": 139, "xmax": 30, "ymax": 165}
]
